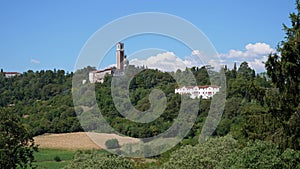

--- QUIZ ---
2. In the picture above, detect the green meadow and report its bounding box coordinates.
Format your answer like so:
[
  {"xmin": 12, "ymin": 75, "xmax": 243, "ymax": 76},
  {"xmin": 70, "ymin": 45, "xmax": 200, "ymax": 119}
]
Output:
[{"xmin": 32, "ymin": 149, "xmax": 108, "ymax": 169}]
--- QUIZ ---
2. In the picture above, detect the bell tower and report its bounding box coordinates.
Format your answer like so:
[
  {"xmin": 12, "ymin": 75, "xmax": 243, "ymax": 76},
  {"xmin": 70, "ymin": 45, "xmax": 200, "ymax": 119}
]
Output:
[{"xmin": 116, "ymin": 42, "xmax": 125, "ymax": 71}]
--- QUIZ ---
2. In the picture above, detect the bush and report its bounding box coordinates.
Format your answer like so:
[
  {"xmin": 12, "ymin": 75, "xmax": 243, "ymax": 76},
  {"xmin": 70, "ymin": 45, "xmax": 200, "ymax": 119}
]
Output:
[
  {"xmin": 217, "ymin": 140, "xmax": 282, "ymax": 169},
  {"xmin": 161, "ymin": 135, "xmax": 239, "ymax": 169},
  {"xmin": 63, "ymin": 150, "xmax": 133, "ymax": 169},
  {"xmin": 54, "ymin": 156, "xmax": 61, "ymax": 162},
  {"xmin": 105, "ymin": 139, "xmax": 120, "ymax": 149}
]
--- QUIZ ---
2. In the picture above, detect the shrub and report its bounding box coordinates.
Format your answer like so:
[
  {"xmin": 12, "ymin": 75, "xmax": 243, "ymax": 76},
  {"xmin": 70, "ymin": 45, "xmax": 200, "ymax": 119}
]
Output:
[
  {"xmin": 54, "ymin": 156, "xmax": 61, "ymax": 162},
  {"xmin": 105, "ymin": 139, "xmax": 120, "ymax": 149},
  {"xmin": 161, "ymin": 135, "xmax": 239, "ymax": 169},
  {"xmin": 63, "ymin": 150, "xmax": 133, "ymax": 169}
]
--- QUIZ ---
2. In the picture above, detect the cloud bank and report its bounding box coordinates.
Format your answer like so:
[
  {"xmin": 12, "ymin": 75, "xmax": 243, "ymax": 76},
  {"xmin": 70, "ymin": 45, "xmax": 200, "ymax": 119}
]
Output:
[
  {"xmin": 130, "ymin": 52, "xmax": 187, "ymax": 72},
  {"xmin": 129, "ymin": 42, "xmax": 276, "ymax": 73},
  {"xmin": 219, "ymin": 42, "xmax": 275, "ymax": 72}
]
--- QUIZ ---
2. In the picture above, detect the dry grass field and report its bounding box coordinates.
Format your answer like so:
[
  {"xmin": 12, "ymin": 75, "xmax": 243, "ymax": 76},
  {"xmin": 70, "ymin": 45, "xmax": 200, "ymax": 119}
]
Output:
[{"xmin": 34, "ymin": 132, "xmax": 140, "ymax": 150}]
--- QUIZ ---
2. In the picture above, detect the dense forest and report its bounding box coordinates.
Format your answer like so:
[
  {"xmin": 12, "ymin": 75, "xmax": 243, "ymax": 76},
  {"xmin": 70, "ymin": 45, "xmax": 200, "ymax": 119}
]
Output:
[
  {"xmin": 0, "ymin": 59, "xmax": 295, "ymax": 149},
  {"xmin": 1, "ymin": 0, "xmax": 300, "ymax": 168},
  {"xmin": 0, "ymin": 62, "xmax": 269, "ymax": 139},
  {"xmin": 0, "ymin": 69, "xmax": 83, "ymax": 136}
]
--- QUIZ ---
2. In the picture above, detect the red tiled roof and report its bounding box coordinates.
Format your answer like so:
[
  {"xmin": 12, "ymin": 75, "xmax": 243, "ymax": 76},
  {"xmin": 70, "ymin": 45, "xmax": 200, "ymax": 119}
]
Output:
[
  {"xmin": 3, "ymin": 72, "xmax": 21, "ymax": 75},
  {"xmin": 91, "ymin": 67, "xmax": 114, "ymax": 73},
  {"xmin": 198, "ymin": 85, "xmax": 209, "ymax": 89}
]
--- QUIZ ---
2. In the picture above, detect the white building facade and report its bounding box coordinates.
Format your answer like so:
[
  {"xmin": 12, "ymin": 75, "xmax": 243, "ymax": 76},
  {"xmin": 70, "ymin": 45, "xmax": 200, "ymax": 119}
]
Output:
[
  {"xmin": 89, "ymin": 68, "xmax": 113, "ymax": 83},
  {"xmin": 3, "ymin": 72, "xmax": 21, "ymax": 78},
  {"xmin": 175, "ymin": 85, "xmax": 221, "ymax": 99}
]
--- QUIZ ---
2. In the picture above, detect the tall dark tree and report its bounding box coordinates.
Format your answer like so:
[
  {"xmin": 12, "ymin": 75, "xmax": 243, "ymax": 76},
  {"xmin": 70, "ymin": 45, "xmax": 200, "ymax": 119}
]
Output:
[
  {"xmin": 0, "ymin": 69, "xmax": 3, "ymax": 78},
  {"xmin": 238, "ymin": 61, "xmax": 255, "ymax": 80},
  {"xmin": 233, "ymin": 62, "xmax": 237, "ymax": 78},
  {"xmin": 265, "ymin": 0, "xmax": 300, "ymax": 149}
]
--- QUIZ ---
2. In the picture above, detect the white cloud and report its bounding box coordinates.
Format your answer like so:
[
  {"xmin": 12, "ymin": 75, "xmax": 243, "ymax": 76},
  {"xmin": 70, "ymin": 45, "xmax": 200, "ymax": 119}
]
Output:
[
  {"xmin": 248, "ymin": 56, "xmax": 268, "ymax": 73},
  {"xmin": 30, "ymin": 59, "xmax": 40, "ymax": 64},
  {"xmin": 130, "ymin": 52, "xmax": 187, "ymax": 72},
  {"xmin": 128, "ymin": 42, "xmax": 274, "ymax": 73},
  {"xmin": 245, "ymin": 43, "xmax": 275, "ymax": 55},
  {"xmin": 129, "ymin": 50, "xmax": 223, "ymax": 72},
  {"xmin": 191, "ymin": 50, "xmax": 202, "ymax": 56},
  {"xmin": 220, "ymin": 42, "xmax": 275, "ymax": 59},
  {"xmin": 225, "ymin": 50, "xmax": 244, "ymax": 58},
  {"xmin": 183, "ymin": 50, "xmax": 205, "ymax": 68},
  {"xmin": 219, "ymin": 42, "xmax": 275, "ymax": 72}
]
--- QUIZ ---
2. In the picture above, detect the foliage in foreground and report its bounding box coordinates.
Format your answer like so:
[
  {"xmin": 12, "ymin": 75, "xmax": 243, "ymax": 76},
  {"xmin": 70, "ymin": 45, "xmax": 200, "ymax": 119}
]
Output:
[
  {"xmin": 63, "ymin": 136, "xmax": 300, "ymax": 169},
  {"xmin": 63, "ymin": 150, "xmax": 134, "ymax": 169},
  {"xmin": 0, "ymin": 108, "xmax": 37, "ymax": 169},
  {"xmin": 265, "ymin": 0, "xmax": 300, "ymax": 150},
  {"xmin": 163, "ymin": 135, "xmax": 300, "ymax": 169}
]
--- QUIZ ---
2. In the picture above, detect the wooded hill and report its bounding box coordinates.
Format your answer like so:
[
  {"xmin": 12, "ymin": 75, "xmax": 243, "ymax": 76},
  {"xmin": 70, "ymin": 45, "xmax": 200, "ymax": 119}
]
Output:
[
  {"xmin": 1, "ymin": 1, "xmax": 300, "ymax": 167},
  {"xmin": 0, "ymin": 57, "xmax": 298, "ymax": 151}
]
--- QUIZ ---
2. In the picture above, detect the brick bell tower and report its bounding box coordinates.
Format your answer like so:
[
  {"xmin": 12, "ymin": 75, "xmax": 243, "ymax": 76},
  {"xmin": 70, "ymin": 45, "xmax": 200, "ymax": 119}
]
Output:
[{"xmin": 116, "ymin": 42, "xmax": 125, "ymax": 71}]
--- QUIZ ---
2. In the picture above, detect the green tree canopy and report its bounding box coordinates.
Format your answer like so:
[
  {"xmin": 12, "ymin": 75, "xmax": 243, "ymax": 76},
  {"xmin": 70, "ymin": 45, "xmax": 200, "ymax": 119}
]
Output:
[
  {"xmin": 265, "ymin": 0, "xmax": 300, "ymax": 149},
  {"xmin": 0, "ymin": 108, "xmax": 37, "ymax": 169},
  {"xmin": 63, "ymin": 150, "xmax": 133, "ymax": 169}
]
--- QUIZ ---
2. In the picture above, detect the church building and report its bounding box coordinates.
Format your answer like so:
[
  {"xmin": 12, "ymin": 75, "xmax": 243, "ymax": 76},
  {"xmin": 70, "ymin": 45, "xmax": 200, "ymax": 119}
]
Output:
[{"xmin": 89, "ymin": 42, "xmax": 129, "ymax": 83}]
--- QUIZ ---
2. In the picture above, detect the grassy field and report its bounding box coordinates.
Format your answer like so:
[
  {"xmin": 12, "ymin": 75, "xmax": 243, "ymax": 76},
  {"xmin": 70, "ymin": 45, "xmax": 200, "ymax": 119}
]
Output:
[
  {"xmin": 31, "ymin": 132, "xmax": 136, "ymax": 168},
  {"xmin": 33, "ymin": 149, "xmax": 75, "ymax": 169},
  {"xmin": 33, "ymin": 149, "xmax": 108, "ymax": 169}
]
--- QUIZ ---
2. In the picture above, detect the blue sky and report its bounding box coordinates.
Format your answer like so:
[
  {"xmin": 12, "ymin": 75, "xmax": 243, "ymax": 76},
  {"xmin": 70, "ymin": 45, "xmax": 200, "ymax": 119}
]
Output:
[{"xmin": 0, "ymin": 0, "xmax": 296, "ymax": 73}]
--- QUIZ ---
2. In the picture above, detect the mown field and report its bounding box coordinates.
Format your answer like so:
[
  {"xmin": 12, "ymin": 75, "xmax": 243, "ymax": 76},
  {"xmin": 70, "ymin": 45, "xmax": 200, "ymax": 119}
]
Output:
[
  {"xmin": 32, "ymin": 132, "xmax": 115, "ymax": 169},
  {"xmin": 33, "ymin": 149, "xmax": 75, "ymax": 169},
  {"xmin": 33, "ymin": 149, "xmax": 108, "ymax": 169}
]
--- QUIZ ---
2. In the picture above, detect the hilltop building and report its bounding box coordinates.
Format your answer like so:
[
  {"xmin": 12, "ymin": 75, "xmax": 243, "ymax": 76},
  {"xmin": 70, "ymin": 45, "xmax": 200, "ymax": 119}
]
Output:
[
  {"xmin": 3, "ymin": 72, "xmax": 21, "ymax": 78},
  {"xmin": 89, "ymin": 68, "xmax": 114, "ymax": 83},
  {"xmin": 175, "ymin": 85, "xmax": 221, "ymax": 99},
  {"xmin": 89, "ymin": 42, "xmax": 129, "ymax": 83}
]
